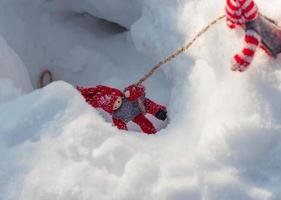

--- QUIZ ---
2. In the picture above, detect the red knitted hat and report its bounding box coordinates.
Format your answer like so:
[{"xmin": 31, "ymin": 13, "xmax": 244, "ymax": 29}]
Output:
[
  {"xmin": 78, "ymin": 85, "xmax": 123, "ymax": 114},
  {"xmin": 225, "ymin": 0, "xmax": 258, "ymax": 27}
]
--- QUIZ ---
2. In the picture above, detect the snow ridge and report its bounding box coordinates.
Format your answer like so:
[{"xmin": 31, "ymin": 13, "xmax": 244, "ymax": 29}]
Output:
[{"xmin": 1, "ymin": 0, "xmax": 281, "ymax": 199}]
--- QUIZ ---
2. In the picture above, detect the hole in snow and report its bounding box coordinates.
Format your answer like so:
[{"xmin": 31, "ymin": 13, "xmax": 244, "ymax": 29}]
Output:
[
  {"xmin": 0, "ymin": 3, "xmax": 172, "ymax": 133},
  {"xmin": 75, "ymin": 12, "xmax": 128, "ymax": 34},
  {"xmin": 60, "ymin": 12, "xmax": 129, "ymax": 37}
]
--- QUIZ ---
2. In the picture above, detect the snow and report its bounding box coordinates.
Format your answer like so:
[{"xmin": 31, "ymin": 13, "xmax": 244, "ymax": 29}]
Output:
[
  {"xmin": 1, "ymin": 0, "xmax": 281, "ymax": 199},
  {"xmin": 0, "ymin": 35, "xmax": 32, "ymax": 93},
  {"xmin": 54, "ymin": 0, "xmax": 143, "ymax": 29}
]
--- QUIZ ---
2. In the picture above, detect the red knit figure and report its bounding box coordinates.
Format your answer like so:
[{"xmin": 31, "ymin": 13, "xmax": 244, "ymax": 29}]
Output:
[
  {"xmin": 225, "ymin": 0, "xmax": 281, "ymax": 72},
  {"xmin": 77, "ymin": 84, "xmax": 167, "ymax": 134}
]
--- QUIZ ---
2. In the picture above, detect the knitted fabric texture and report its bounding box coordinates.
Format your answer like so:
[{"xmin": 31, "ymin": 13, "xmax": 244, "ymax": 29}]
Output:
[
  {"xmin": 246, "ymin": 15, "xmax": 281, "ymax": 58},
  {"xmin": 225, "ymin": 0, "xmax": 258, "ymax": 28},
  {"xmin": 78, "ymin": 85, "xmax": 166, "ymax": 134},
  {"xmin": 225, "ymin": 0, "xmax": 262, "ymax": 72},
  {"xmin": 125, "ymin": 84, "xmax": 145, "ymax": 101},
  {"xmin": 112, "ymin": 95, "xmax": 145, "ymax": 123},
  {"xmin": 112, "ymin": 98, "xmax": 165, "ymax": 134},
  {"xmin": 78, "ymin": 85, "xmax": 123, "ymax": 114}
]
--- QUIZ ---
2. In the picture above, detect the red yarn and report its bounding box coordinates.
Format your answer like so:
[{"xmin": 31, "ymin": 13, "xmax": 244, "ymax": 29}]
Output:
[
  {"xmin": 225, "ymin": 0, "xmax": 258, "ymax": 27},
  {"xmin": 112, "ymin": 118, "xmax": 128, "ymax": 131},
  {"xmin": 112, "ymin": 98, "xmax": 165, "ymax": 134},
  {"xmin": 225, "ymin": 0, "xmax": 264, "ymax": 71},
  {"xmin": 112, "ymin": 113, "xmax": 158, "ymax": 134},
  {"xmin": 125, "ymin": 84, "xmax": 145, "ymax": 101},
  {"xmin": 132, "ymin": 114, "xmax": 156, "ymax": 134},
  {"xmin": 78, "ymin": 85, "xmax": 123, "ymax": 114},
  {"xmin": 78, "ymin": 85, "xmax": 166, "ymax": 134}
]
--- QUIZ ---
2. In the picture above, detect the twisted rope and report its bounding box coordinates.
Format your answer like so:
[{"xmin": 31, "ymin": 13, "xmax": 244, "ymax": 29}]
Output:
[{"xmin": 136, "ymin": 14, "xmax": 226, "ymax": 86}]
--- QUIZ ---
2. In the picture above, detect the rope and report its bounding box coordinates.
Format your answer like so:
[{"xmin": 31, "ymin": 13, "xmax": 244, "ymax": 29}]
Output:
[
  {"xmin": 136, "ymin": 14, "xmax": 226, "ymax": 86},
  {"xmin": 36, "ymin": 14, "xmax": 225, "ymax": 112},
  {"xmin": 38, "ymin": 70, "xmax": 53, "ymax": 88}
]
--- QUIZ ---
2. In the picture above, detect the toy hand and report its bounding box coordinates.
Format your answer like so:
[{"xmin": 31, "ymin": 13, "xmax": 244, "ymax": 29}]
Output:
[
  {"xmin": 124, "ymin": 84, "xmax": 145, "ymax": 101},
  {"xmin": 230, "ymin": 54, "xmax": 250, "ymax": 72},
  {"xmin": 155, "ymin": 109, "xmax": 167, "ymax": 121}
]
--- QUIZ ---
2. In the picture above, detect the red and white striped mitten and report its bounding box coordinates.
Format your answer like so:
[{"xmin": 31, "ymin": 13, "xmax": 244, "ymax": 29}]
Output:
[{"xmin": 231, "ymin": 29, "xmax": 261, "ymax": 72}]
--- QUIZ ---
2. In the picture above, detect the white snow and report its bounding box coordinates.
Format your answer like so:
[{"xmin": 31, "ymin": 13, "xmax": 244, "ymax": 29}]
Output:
[
  {"xmin": 0, "ymin": 35, "xmax": 32, "ymax": 93},
  {"xmin": 54, "ymin": 0, "xmax": 143, "ymax": 29},
  {"xmin": 1, "ymin": 0, "xmax": 281, "ymax": 199}
]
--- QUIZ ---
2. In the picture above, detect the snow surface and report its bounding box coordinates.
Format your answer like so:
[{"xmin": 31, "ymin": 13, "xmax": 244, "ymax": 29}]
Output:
[
  {"xmin": 0, "ymin": 35, "xmax": 32, "ymax": 93},
  {"xmin": 1, "ymin": 0, "xmax": 281, "ymax": 199}
]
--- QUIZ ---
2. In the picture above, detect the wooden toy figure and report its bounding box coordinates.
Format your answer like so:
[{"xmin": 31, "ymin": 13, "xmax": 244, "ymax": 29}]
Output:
[
  {"xmin": 77, "ymin": 84, "xmax": 167, "ymax": 134},
  {"xmin": 225, "ymin": 0, "xmax": 281, "ymax": 72}
]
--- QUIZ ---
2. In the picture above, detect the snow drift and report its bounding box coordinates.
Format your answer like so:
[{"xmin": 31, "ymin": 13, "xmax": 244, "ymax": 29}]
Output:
[
  {"xmin": 1, "ymin": 0, "xmax": 281, "ymax": 199},
  {"xmin": 0, "ymin": 35, "xmax": 32, "ymax": 93}
]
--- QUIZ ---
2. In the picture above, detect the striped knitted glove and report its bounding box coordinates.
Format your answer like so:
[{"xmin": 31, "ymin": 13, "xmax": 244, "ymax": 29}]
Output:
[
  {"xmin": 225, "ymin": 0, "xmax": 258, "ymax": 26},
  {"xmin": 231, "ymin": 29, "xmax": 261, "ymax": 72},
  {"xmin": 226, "ymin": 19, "xmax": 236, "ymax": 29}
]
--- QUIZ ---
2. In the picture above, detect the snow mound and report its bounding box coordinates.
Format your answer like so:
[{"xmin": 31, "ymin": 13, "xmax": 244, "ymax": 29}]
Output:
[
  {"xmin": 0, "ymin": 81, "xmax": 171, "ymax": 200},
  {"xmin": 1, "ymin": 0, "xmax": 281, "ymax": 199}
]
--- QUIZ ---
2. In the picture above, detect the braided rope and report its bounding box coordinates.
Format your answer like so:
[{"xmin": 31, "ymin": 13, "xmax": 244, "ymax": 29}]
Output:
[{"xmin": 136, "ymin": 14, "xmax": 226, "ymax": 86}]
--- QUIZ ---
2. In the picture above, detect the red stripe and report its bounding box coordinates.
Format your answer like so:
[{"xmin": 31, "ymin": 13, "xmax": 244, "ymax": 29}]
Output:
[
  {"xmin": 226, "ymin": 10, "xmax": 241, "ymax": 20},
  {"xmin": 245, "ymin": 12, "xmax": 257, "ymax": 21},
  {"xmin": 227, "ymin": 0, "xmax": 239, "ymax": 10},
  {"xmin": 243, "ymin": 1, "xmax": 255, "ymax": 14},
  {"xmin": 226, "ymin": 18, "xmax": 243, "ymax": 26},
  {"xmin": 243, "ymin": 48, "xmax": 255, "ymax": 57},
  {"xmin": 234, "ymin": 54, "xmax": 245, "ymax": 65},
  {"xmin": 226, "ymin": 7, "xmax": 242, "ymax": 19},
  {"xmin": 259, "ymin": 44, "xmax": 273, "ymax": 57},
  {"xmin": 243, "ymin": 1, "xmax": 258, "ymax": 21},
  {"xmin": 245, "ymin": 35, "xmax": 259, "ymax": 45},
  {"xmin": 239, "ymin": 0, "xmax": 247, "ymax": 7},
  {"xmin": 227, "ymin": 19, "xmax": 236, "ymax": 28}
]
